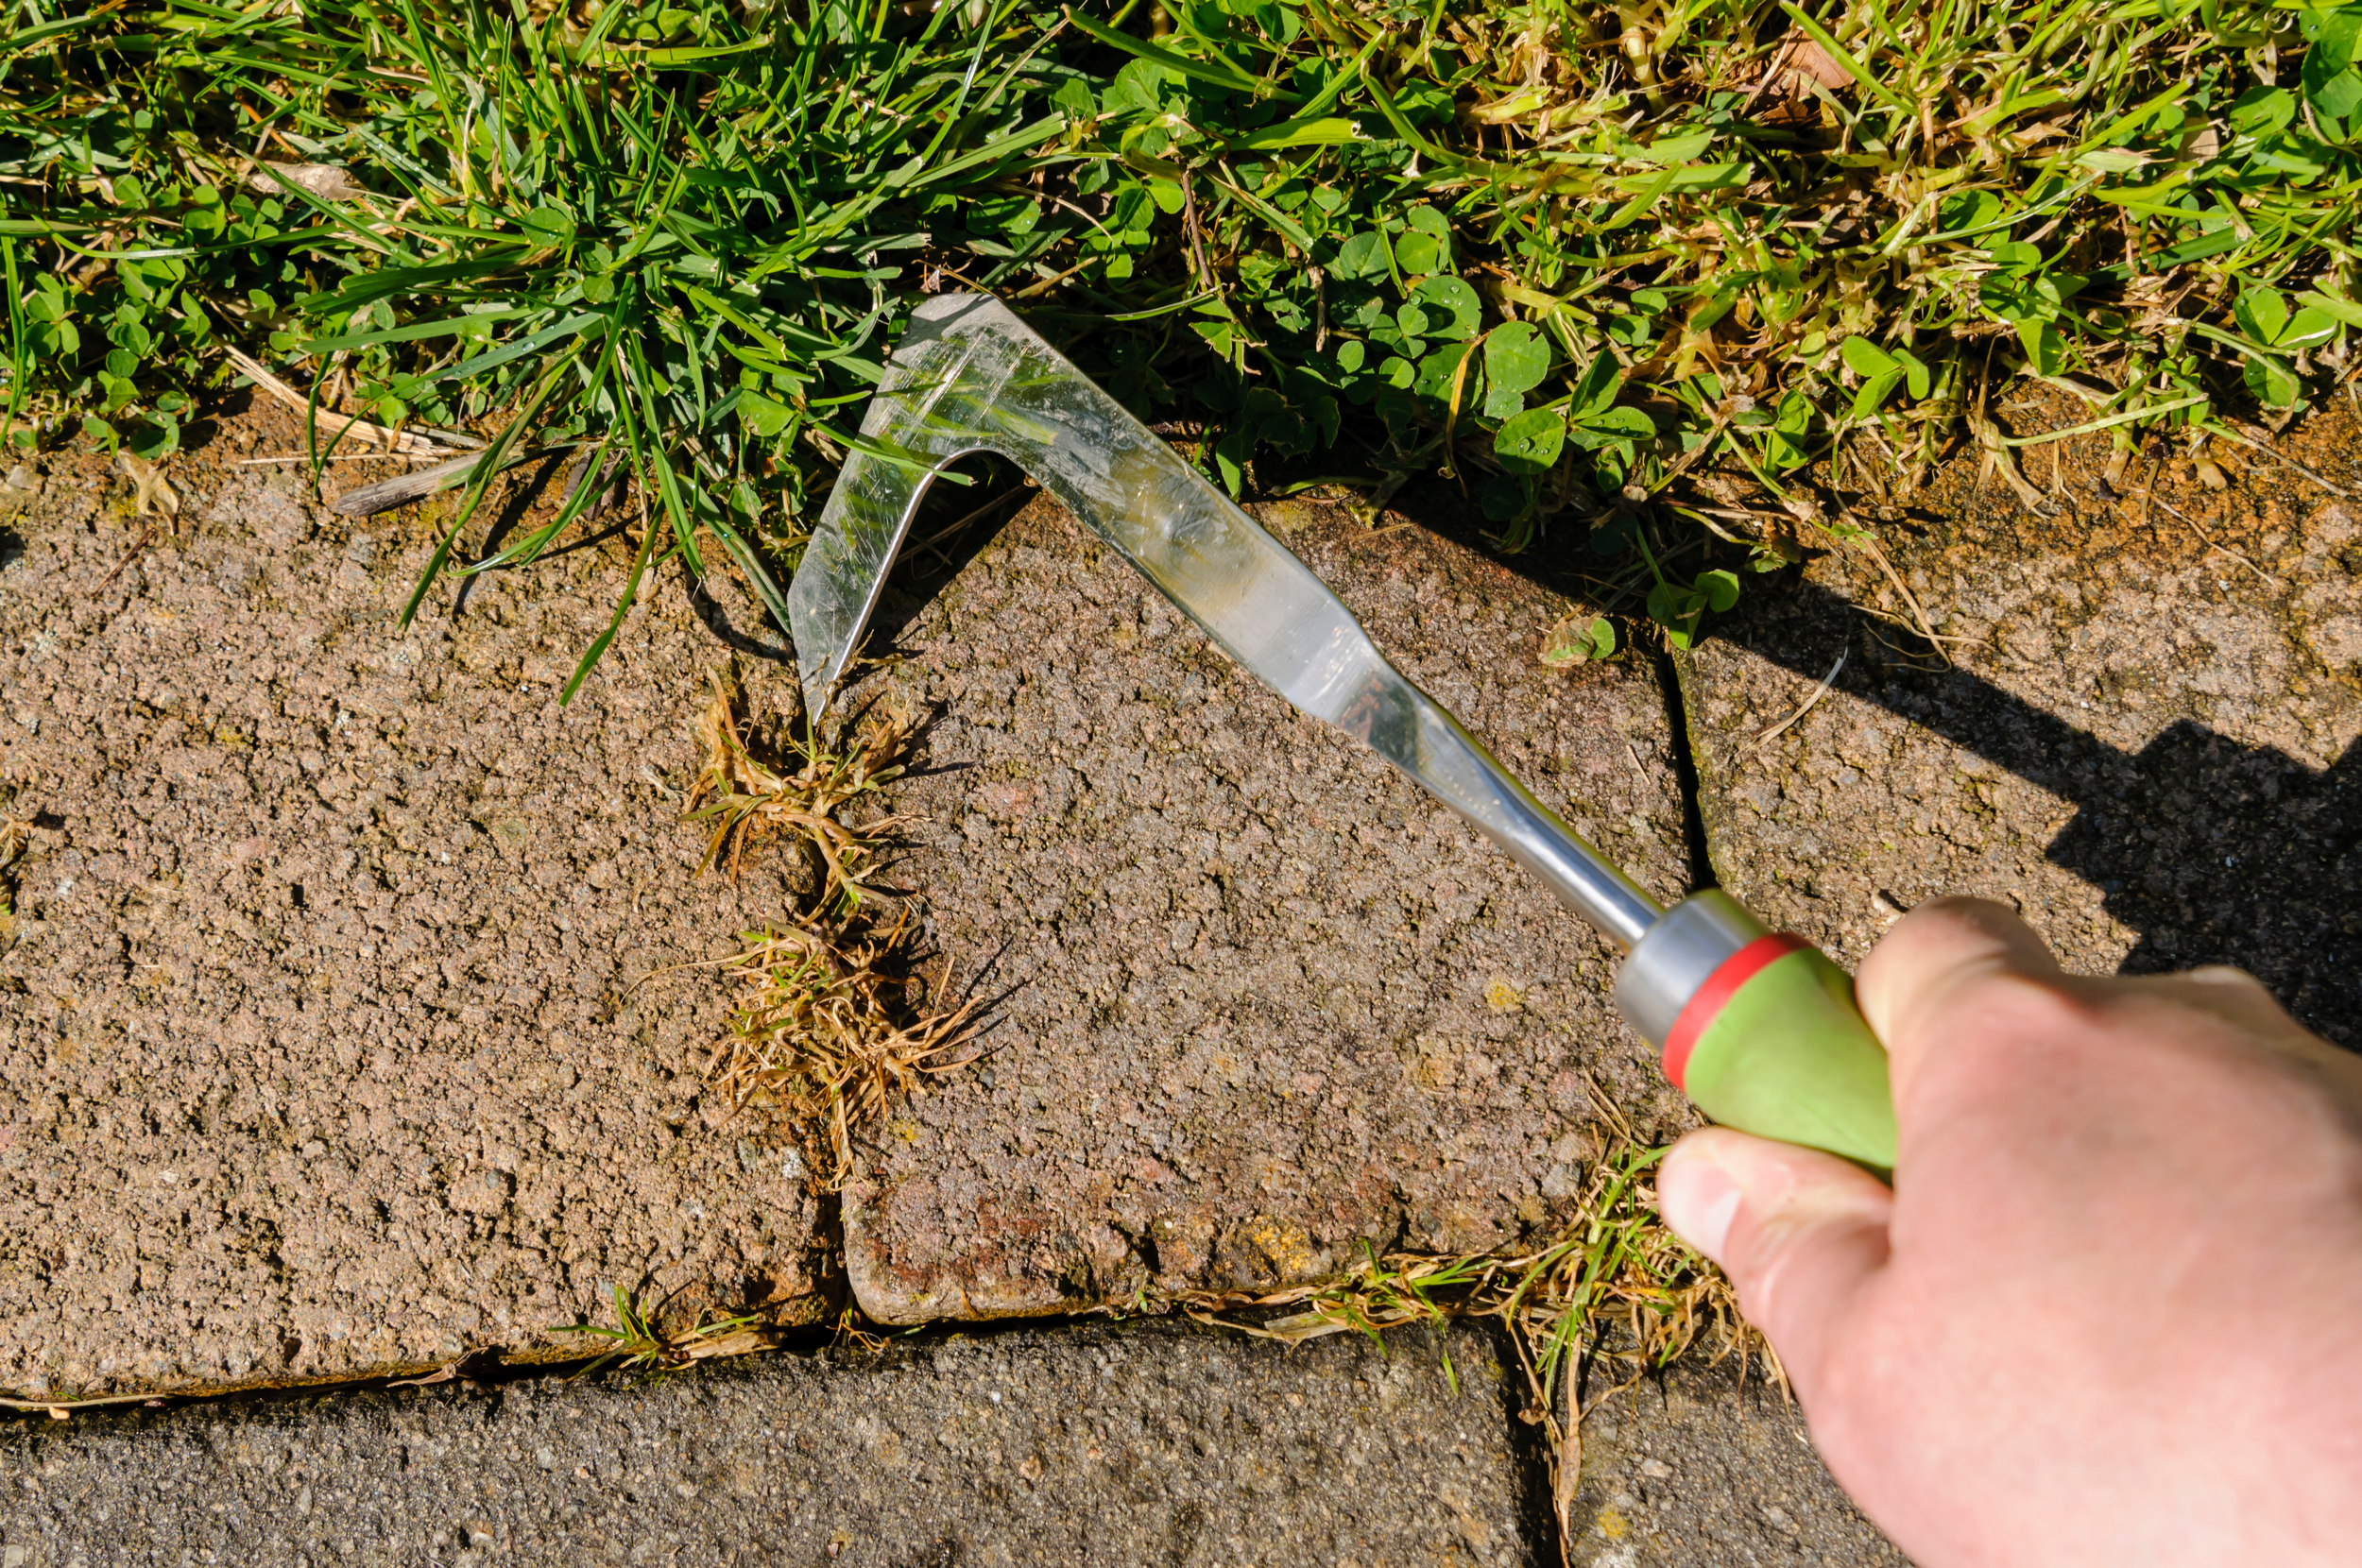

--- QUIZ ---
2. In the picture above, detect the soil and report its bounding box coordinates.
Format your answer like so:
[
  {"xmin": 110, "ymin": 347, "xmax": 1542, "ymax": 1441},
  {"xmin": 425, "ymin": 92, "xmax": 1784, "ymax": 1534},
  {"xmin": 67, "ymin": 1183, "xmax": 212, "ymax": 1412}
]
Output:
[{"xmin": 0, "ymin": 406, "xmax": 827, "ymax": 1398}]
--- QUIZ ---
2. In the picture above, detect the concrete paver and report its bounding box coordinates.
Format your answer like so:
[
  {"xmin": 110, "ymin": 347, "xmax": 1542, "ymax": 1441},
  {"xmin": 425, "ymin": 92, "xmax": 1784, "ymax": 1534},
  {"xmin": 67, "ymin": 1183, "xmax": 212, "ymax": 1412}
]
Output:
[
  {"xmin": 834, "ymin": 495, "xmax": 1699, "ymax": 1321},
  {"xmin": 1569, "ymin": 1363, "xmax": 1908, "ymax": 1568},
  {"xmin": 0, "ymin": 1321, "xmax": 1540, "ymax": 1568},
  {"xmin": 1677, "ymin": 451, "xmax": 2359, "ymax": 1043},
  {"xmin": 0, "ymin": 435, "xmax": 828, "ymax": 1397}
]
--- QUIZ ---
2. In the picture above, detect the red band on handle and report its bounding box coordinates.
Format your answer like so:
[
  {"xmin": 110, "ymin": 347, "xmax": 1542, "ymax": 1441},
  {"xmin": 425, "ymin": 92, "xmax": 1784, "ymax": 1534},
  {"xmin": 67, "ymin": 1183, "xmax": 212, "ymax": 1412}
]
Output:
[{"xmin": 1661, "ymin": 932, "xmax": 1812, "ymax": 1090}]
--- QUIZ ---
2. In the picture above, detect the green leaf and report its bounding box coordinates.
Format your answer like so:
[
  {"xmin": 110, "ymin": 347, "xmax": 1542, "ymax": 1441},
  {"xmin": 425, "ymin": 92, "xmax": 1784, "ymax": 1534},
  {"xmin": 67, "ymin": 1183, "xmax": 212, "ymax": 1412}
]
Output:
[
  {"xmin": 1646, "ymin": 580, "xmax": 1707, "ymax": 647},
  {"xmin": 1896, "ymin": 347, "xmax": 1932, "ymax": 401},
  {"xmin": 1568, "ymin": 352, "xmax": 1620, "ymax": 419},
  {"xmin": 2016, "ymin": 316, "xmax": 2065, "ymax": 376},
  {"xmin": 738, "ymin": 387, "xmax": 796, "ymax": 438},
  {"xmin": 2234, "ymin": 286, "xmax": 2290, "ymax": 345},
  {"xmin": 1214, "ymin": 423, "xmax": 1251, "ymax": 495},
  {"xmin": 2313, "ymin": 68, "xmax": 2362, "ymax": 120},
  {"xmin": 1494, "ymin": 407, "xmax": 1566, "ymax": 474},
  {"xmin": 1223, "ymin": 116, "xmax": 1363, "ymax": 151},
  {"xmin": 1697, "ymin": 569, "xmax": 1741, "ymax": 613},
  {"xmin": 1394, "ymin": 230, "xmax": 1442, "ymax": 276},
  {"xmin": 2244, "ymin": 355, "xmax": 2303, "ymax": 408},
  {"xmin": 1483, "ymin": 322, "xmax": 1551, "ymax": 398},
  {"xmin": 2304, "ymin": 9, "xmax": 2362, "ymax": 87},
  {"xmin": 1851, "ymin": 366, "xmax": 1905, "ymax": 418},
  {"xmin": 1840, "ymin": 336, "xmax": 1897, "ymax": 379},
  {"xmin": 521, "ymin": 204, "xmax": 576, "ymax": 243},
  {"xmin": 1332, "ymin": 230, "xmax": 1387, "ymax": 280},
  {"xmin": 2282, "ymin": 306, "xmax": 2342, "ymax": 349},
  {"xmin": 1578, "ymin": 405, "xmax": 1657, "ymax": 440},
  {"xmin": 2228, "ymin": 85, "xmax": 2297, "ymax": 135},
  {"xmin": 1411, "ymin": 275, "xmax": 1481, "ymax": 339}
]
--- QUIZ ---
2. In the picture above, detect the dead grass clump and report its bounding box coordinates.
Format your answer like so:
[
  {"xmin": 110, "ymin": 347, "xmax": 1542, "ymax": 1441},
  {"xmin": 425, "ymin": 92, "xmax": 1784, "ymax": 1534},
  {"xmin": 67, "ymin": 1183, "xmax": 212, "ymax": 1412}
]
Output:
[
  {"xmin": 706, "ymin": 916, "xmax": 984, "ymax": 1190},
  {"xmin": 686, "ymin": 673, "xmax": 910, "ymax": 913},
  {"xmin": 651, "ymin": 671, "xmax": 983, "ymax": 1192}
]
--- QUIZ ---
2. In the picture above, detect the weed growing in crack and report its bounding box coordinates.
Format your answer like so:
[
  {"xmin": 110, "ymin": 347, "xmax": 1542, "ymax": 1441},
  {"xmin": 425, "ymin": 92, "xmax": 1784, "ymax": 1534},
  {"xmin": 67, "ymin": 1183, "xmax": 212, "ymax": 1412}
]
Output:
[
  {"xmin": 706, "ymin": 916, "xmax": 985, "ymax": 1191},
  {"xmin": 1180, "ymin": 1142, "xmax": 1757, "ymax": 1542},
  {"xmin": 687, "ymin": 674, "xmax": 911, "ymax": 915},
  {"xmin": 555, "ymin": 1284, "xmax": 779, "ymax": 1384},
  {"xmin": 657, "ymin": 670, "xmax": 984, "ymax": 1189}
]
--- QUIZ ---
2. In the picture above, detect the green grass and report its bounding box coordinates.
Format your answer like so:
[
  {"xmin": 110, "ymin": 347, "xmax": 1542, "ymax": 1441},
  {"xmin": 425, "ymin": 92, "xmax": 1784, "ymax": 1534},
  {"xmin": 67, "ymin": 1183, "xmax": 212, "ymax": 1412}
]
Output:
[
  {"xmin": 5, "ymin": 0, "xmax": 2360, "ymax": 674},
  {"xmin": 554, "ymin": 1282, "xmax": 777, "ymax": 1381}
]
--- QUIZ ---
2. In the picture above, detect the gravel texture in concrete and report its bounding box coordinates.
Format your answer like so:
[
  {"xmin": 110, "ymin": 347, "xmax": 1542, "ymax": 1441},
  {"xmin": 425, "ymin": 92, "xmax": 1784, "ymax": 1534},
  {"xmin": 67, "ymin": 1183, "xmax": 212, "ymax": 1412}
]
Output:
[
  {"xmin": 0, "ymin": 430, "xmax": 825, "ymax": 1398},
  {"xmin": 1677, "ymin": 429, "xmax": 2359, "ymax": 1043},
  {"xmin": 833, "ymin": 493, "xmax": 1699, "ymax": 1321},
  {"xmin": 0, "ymin": 1321, "xmax": 1549, "ymax": 1568},
  {"xmin": 1567, "ymin": 1362, "xmax": 1908, "ymax": 1568}
]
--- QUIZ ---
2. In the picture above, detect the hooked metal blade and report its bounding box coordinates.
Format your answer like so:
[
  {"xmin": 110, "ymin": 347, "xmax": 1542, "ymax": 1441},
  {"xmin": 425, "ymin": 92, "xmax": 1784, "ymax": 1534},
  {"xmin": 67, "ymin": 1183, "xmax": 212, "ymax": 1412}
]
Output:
[{"xmin": 783, "ymin": 293, "xmax": 1662, "ymax": 950}]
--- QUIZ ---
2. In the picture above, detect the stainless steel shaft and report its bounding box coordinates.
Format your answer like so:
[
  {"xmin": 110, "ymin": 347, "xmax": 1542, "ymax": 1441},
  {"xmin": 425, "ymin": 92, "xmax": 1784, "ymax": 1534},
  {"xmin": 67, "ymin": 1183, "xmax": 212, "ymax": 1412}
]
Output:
[{"xmin": 786, "ymin": 293, "xmax": 1666, "ymax": 950}]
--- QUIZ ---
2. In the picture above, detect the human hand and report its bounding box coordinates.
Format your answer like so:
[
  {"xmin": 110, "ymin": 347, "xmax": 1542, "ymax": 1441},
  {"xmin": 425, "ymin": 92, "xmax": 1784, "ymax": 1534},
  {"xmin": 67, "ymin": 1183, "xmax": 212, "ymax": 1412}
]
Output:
[{"xmin": 1654, "ymin": 896, "xmax": 2362, "ymax": 1567}]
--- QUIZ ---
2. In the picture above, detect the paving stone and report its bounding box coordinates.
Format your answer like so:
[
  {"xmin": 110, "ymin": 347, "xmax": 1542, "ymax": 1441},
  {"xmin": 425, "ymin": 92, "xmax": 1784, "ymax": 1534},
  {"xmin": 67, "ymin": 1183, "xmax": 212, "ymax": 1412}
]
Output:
[
  {"xmin": 833, "ymin": 493, "xmax": 1697, "ymax": 1321},
  {"xmin": 0, "ymin": 430, "xmax": 827, "ymax": 1398},
  {"xmin": 1567, "ymin": 1363, "xmax": 1908, "ymax": 1568},
  {"xmin": 0, "ymin": 1321, "xmax": 1542, "ymax": 1568},
  {"xmin": 1676, "ymin": 441, "xmax": 2360, "ymax": 1045}
]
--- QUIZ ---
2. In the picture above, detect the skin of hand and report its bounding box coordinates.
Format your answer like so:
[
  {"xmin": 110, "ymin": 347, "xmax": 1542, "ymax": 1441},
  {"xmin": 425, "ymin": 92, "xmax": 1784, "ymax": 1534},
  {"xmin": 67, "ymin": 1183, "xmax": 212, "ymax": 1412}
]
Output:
[{"xmin": 1655, "ymin": 897, "xmax": 2362, "ymax": 1568}]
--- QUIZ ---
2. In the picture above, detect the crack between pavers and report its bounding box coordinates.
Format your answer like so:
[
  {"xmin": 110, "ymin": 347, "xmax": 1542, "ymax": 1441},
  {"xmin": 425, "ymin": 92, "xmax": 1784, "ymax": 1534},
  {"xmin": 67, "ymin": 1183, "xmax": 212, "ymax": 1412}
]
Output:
[{"xmin": 1652, "ymin": 641, "xmax": 1720, "ymax": 895}]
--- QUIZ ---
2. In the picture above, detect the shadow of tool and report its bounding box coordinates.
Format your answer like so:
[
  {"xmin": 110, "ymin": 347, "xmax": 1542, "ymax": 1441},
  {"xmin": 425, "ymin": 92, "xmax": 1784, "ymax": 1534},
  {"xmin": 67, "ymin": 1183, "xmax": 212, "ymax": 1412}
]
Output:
[{"xmin": 1709, "ymin": 573, "xmax": 2358, "ymax": 1048}]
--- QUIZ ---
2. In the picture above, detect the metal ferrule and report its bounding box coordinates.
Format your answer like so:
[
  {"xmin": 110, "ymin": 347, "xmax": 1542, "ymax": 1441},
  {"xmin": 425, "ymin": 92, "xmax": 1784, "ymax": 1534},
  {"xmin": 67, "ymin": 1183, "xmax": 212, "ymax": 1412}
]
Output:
[{"xmin": 1614, "ymin": 889, "xmax": 1769, "ymax": 1048}]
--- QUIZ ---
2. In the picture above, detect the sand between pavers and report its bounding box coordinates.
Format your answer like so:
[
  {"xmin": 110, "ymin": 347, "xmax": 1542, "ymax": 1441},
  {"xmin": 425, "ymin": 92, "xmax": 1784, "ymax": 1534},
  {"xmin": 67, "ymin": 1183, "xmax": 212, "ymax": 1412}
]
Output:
[
  {"xmin": 832, "ymin": 493, "xmax": 1697, "ymax": 1321},
  {"xmin": 0, "ymin": 434, "xmax": 826, "ymax": 1396}
]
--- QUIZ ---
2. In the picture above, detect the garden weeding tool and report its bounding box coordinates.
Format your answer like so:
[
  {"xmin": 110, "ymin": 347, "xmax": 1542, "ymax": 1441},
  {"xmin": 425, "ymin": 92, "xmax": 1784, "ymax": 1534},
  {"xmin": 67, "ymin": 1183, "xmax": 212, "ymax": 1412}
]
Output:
[{"xmin": 786, "ymin": 293, "xmax": 1897, "ymax": 1169}]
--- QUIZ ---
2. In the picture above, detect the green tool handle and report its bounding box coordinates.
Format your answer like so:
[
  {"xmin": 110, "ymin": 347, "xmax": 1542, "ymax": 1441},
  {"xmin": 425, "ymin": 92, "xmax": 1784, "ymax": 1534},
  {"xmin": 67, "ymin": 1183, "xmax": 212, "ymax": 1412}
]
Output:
[
  {"xmin": 1619, "ymin": 894, "xmax": 1896, "ymax": 1171},
  {"xmin": 1669, "ymin": 937, "xmax": 1896, "ymax": 1170}
]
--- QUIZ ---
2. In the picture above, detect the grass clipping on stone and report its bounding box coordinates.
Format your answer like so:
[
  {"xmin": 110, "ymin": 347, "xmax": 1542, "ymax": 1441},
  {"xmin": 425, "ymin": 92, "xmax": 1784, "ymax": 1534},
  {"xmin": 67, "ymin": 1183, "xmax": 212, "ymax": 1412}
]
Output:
[
  {"xmin": 681, "ymin": 676, "xmax": 983, "ymax": 1190},
  {"xmin": 1183, "ymin": 1141, "xmax": 1759, "ymax": 1542}
]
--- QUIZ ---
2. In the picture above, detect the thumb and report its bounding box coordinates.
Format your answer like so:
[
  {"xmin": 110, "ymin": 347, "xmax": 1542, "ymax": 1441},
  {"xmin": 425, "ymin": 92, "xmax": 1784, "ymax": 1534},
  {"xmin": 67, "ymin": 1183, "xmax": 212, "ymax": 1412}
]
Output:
[{"xmin": 1658, "ymin": 1128, "xmax": 1894, "ymax": 1390}]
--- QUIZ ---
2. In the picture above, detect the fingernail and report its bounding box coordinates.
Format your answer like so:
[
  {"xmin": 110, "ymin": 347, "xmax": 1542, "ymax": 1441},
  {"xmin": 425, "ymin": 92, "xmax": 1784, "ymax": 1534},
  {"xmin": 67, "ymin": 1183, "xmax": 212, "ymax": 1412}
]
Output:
[{"xmin": 1657, "ymin": 1145, "xmax": 1742, "ymax": 1267}]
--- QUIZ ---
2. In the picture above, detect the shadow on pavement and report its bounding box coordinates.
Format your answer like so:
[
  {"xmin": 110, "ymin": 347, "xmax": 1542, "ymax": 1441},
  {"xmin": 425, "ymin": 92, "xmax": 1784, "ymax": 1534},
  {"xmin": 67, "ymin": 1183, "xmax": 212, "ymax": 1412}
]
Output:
[
  {"xmin": 746, "ymin": 452, "xmax": 2357, "ymax": 1047},
  {"xmin": 1371, "ymin": 480, "xmax": 2357, "ymax": 1048},
  {"xmin": 1707, "ymin": 574, "xmax": 2358, "ymax": 1047}
]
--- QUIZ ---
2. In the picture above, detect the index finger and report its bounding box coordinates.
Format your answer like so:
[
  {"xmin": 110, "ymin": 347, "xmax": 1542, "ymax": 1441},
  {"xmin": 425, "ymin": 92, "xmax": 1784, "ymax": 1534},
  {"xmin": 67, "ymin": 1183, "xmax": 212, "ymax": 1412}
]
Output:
[{"xmin": 1855, "ymin": 896, "xmax": 2063, "ymax": 1103}]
